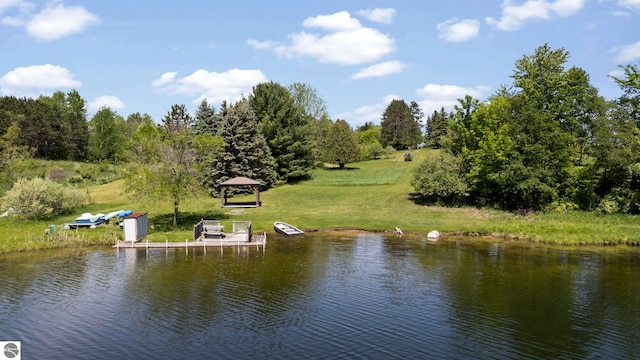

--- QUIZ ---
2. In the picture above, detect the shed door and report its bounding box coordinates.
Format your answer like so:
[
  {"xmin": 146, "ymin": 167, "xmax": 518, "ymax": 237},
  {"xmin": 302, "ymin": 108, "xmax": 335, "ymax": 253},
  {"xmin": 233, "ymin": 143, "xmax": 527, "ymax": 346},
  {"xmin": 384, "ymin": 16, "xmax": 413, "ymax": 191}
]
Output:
[{"xmin": 123, "ymin": 218, "xmax": 137, "ymax": 241}]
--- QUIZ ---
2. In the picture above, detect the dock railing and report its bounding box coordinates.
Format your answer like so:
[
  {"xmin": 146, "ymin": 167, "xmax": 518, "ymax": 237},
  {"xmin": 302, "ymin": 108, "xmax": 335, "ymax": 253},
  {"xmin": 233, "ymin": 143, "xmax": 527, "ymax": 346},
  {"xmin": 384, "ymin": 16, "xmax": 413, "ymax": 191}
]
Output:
[{"xmin": 232, "ymin": 221, "xmax": 252, "ymax": 242}]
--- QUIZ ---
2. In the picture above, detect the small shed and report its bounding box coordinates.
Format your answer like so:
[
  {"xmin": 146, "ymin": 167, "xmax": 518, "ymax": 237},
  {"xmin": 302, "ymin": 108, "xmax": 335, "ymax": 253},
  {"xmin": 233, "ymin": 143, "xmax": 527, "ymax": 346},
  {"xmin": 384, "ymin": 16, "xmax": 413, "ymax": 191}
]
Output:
[
  {"xmin": 122, "ymin": 212, "xmax": 148, "ymax": 242},
  {"xmin": 220, "ymin": 177, "xmax": 262, "ymax": 208}
]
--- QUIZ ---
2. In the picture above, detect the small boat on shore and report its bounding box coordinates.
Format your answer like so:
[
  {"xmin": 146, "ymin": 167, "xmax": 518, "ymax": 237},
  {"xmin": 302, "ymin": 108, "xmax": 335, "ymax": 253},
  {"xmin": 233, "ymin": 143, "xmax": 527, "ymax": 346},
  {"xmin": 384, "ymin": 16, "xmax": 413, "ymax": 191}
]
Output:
[{"xmin": 274, "ymin": 221, "xmax": 304, "ymax": 236}]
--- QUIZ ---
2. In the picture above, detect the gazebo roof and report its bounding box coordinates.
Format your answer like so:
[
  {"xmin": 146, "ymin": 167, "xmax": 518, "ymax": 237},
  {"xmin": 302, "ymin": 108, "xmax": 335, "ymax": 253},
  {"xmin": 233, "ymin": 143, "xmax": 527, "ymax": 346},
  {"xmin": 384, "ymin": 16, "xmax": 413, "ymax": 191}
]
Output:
[{"xmin": 220, "ymin": 176, "xmax": 261, "ymax": 186}]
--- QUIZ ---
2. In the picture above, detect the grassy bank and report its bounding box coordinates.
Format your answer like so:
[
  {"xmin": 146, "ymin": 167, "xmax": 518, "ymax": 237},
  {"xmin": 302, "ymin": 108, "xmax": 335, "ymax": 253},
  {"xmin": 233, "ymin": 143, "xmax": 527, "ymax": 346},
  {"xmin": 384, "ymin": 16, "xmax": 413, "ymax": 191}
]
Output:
[{"xmin": 2, "ymin": 149, "xmax": 640, "ymax": 253}]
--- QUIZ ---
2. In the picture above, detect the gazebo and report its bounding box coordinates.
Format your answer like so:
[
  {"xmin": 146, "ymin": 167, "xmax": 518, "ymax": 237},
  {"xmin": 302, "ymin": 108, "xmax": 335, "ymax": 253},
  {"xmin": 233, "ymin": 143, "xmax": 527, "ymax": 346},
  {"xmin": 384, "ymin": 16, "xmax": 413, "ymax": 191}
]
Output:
[{"xmin": 219, "ymin": 177, "xmax": 262, "ymax": 208}]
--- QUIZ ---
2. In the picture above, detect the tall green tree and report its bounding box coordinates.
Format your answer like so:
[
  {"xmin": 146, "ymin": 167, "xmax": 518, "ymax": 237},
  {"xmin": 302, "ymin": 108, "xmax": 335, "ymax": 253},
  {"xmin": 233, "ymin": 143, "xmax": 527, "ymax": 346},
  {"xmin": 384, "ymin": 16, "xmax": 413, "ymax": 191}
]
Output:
[
  {"xmin": 448, "ymin": 96, "xmax": 513, "ymax": 206},
  {"xmin": 125, "ymin": 112, "xmax": 152, "ymax": 137},
  {"xmin": 611, "ymin": 63, "xmax": 640, "ymax": 124},
  {"xmin": 380, "ymin": 99, "xmax": 422, "ymax": 150},
  {"xmin": 205, "ymin": 99, "xmax": 277, "ymax": 197},
  {"xmin": 503, "ymin": 44, "xmax": 604, "ymax": 209},
  {"xmin": 88, "ymin": 107, "xmax": 126, "ymax": 162},
  {"xmin": 250, "ymin": 82, "xmax": 314, "ymax": 182},
  {"xmin": 288, "ymin": 82, "xmax": 329, "ymax": 121},
  {"xmin": 37, "ymin": 90, "xmax": 89, "ymax": 161},
  {"xmin": 194, "ymin": 99, "xmax": 219, "ymax": 135},
  {"xmin": 126, "ymin": 104, "xmax": 223, "ymax": 227},
  {"xmin": 323, "ymin": 119, "xmax": 360, "ymax": 169},
  {"xmin": 425, "ymin": 107, "xmax": 452, "ymax": 148}
]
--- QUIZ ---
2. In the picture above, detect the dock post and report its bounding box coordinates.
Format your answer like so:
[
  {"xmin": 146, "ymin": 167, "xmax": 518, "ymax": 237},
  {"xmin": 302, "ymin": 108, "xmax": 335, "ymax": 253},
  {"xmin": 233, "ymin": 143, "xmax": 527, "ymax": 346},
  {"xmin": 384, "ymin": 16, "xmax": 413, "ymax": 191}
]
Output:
[{"xmin": 165, "ymin": 239, "xmax": 168, "ymax": 249}]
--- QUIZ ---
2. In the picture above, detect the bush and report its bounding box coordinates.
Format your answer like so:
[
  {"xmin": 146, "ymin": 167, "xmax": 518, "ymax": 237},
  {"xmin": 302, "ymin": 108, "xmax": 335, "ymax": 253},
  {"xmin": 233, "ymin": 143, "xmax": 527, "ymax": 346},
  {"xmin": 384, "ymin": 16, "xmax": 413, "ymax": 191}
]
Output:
[
  {"xmin": 411, "ymin": 151, "xmax": 468, "ymax": 204},
  {"xmin": 1, "ymin": 178, "xmax": 86, "ymax": 220},
  {"xmin": 79, "ymin": 165, "xmax": 96, "ymax": 179}
]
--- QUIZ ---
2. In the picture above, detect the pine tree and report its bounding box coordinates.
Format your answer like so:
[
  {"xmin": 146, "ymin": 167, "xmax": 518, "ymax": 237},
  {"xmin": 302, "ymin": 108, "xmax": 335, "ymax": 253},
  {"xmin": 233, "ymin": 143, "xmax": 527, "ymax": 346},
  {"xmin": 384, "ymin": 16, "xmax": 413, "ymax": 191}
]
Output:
[
  {"xmin": 194, "ymin": 99, "xmax": 218, "ymax": 135},
  {"xmin": 206, "ymin": 99, "xmax": 277, "ymax": 197},
  {"xmin": 380, "ymin": 99, "xmax": 422, "ymax": 150},
  {"xmin": 250, "ymin": 82, "xmax": 314, "ymax": 182}
]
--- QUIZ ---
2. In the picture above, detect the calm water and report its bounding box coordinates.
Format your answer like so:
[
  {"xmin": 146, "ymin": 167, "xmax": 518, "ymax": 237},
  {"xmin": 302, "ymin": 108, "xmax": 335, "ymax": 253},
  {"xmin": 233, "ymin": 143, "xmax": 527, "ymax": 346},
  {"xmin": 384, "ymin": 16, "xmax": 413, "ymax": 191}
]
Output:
[{"xmin": 1, "ymin": 233, "xmax": 640, "ymax": 359}]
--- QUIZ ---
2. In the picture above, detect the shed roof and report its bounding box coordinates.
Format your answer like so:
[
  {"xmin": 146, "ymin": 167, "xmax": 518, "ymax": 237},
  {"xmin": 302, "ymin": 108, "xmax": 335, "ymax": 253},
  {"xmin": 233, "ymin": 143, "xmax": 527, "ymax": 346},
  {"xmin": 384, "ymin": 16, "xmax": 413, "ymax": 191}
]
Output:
[{"xmin": 220, "ymin": 177, "xmax": 261, "ymax": 186}]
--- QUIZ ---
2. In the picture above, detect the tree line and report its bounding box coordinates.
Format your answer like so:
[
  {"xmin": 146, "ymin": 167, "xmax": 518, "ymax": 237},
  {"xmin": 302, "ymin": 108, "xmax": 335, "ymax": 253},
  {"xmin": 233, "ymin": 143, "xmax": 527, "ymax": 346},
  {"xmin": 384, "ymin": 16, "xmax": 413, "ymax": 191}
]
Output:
[
  {"xmin": 0, "ymin": 80, "xmax": 425, "ymax": 225},
  {"xmin": 413, "ymin": 44, "xmax": 640, "ymax": 214}
]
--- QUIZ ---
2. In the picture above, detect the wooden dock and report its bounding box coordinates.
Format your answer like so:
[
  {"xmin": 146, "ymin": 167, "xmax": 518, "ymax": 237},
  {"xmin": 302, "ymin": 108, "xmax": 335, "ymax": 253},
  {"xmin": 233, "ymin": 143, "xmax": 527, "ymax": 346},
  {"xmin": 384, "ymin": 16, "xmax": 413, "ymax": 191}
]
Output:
[{"xmin": 113, "ymin": 232, "xmax": 266, "ymax": 249}]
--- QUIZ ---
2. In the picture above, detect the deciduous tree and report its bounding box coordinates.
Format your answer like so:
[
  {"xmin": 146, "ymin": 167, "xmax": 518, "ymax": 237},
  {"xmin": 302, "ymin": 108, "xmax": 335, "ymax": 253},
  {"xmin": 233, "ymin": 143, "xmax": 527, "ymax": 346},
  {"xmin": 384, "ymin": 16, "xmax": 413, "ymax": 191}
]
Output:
[
  {"xmin": 88, "ymin": 107, "xmax": 126, "ymax": 163},
  {"xmin": 126, "ymin": 104, "xmax": 224, "ymax": 227},
  {"xmin": 323, "ymin": 119, "xmax": 360, "ymax": 169}
]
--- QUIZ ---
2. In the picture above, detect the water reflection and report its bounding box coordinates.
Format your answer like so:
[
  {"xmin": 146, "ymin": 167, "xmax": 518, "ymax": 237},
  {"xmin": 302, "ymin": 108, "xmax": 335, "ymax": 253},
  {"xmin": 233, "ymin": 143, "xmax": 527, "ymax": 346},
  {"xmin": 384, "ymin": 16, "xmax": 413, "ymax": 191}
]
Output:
[{"xmin": 0, "ymin": 234, "xmax": 639, "ymax": 359}]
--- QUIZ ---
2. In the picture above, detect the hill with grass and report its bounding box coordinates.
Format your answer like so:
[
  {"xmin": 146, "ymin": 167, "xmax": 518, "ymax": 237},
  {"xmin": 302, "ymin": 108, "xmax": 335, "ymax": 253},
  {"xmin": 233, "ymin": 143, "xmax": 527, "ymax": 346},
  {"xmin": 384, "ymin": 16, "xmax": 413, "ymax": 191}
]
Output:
[{"xmin": 2, "ymin": 149, "xmax": 640, "ymax": 253}]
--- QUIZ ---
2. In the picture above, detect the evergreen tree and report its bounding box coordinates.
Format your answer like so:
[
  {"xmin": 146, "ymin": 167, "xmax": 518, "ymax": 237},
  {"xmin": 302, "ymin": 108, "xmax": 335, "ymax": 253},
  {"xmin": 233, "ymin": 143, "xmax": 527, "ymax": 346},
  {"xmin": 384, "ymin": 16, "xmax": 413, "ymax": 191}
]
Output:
[
  {"xmin": 206, "ymin": 99, "xmax": 277, "ymax": 197},
  {"xmin": 425, "ymin": 107, "xmax": 452, "ymax": 148},
  {"xmin": 323, "ymin": 119, "xmax": 360, "ymax": 169},
  {"xmin": 250, "ymin": 82, "xmax": 314, "ymax": 182},
  {"xmin": 194, "ymin": 99, "xmax": 219, "ymax": 135},
  {"xmin": 380, "ymin": 99, "xmax": 422, "ymax": 150}
]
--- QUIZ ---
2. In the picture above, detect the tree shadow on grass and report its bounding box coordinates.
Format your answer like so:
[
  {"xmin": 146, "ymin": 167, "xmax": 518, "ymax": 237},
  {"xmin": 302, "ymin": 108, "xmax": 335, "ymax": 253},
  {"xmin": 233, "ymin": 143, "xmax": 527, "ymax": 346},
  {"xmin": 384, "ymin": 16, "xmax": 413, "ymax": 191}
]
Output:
[
  {"xmin": 322, "ymin": 166, "xmax": 360, "ymax": 171},
  {"xmin": 408, "ymin": 192, "xmax": 438, "ymax": 206},
  {"xmin": 150, "ymin": 210, "xmax": 230, "ymax": 232}
]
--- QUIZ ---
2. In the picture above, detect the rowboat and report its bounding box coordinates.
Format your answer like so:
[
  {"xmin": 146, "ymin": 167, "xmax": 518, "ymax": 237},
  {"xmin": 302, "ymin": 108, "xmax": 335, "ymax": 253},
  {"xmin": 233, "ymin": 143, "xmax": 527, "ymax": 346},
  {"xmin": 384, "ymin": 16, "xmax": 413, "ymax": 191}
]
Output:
[{"xmin": 274, "ymin": 221, "xmax": 304, "ymax": 236}]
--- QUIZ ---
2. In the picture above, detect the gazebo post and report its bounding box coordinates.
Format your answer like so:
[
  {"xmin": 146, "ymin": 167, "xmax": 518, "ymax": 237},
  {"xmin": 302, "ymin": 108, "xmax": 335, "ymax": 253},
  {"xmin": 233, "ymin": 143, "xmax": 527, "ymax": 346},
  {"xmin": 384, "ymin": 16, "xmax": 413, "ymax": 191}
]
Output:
[{"xmin": 255, "ymin": 185, "xmax": 260, "ymax": 207}]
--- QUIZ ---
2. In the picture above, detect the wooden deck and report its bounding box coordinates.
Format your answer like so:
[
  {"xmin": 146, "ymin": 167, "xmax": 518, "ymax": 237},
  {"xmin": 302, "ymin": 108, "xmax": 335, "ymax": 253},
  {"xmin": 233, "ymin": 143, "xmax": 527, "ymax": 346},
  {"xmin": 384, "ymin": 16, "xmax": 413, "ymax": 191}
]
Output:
[{"xmin": 113, "ymin": 232, "xmax": 266, "ymax": 249}]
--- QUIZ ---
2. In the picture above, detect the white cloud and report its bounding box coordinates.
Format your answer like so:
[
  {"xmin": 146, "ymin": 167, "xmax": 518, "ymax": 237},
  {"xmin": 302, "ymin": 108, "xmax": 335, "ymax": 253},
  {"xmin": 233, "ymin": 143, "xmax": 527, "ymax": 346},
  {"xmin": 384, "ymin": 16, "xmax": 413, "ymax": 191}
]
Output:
[
  {"xmin": 88, "ymin": 95, "xmax": 124, "ymax": 112},
  {"xmin": 26, "ymin": 4, "xmax": 99, "ymax": 40},
  {"xmin": 351, "ymin": 61, "xmax": 407, "ymax": 79},
  {"xmin": 253, "ymin": 11, "xmax": 395, "ymax": 66},
  {"xmin": 302, "ymin": 11, "xmax": 362, "ymax": 32},
  {"xmin": 1, "ymin": 0, "xmax": 34, "ymax": 27},
  {"xmin": 152, "ymin": 68, "xmax": 268, "ymax": 105},
  {"xmin": 611, "ymin": 10, "xmax": 631, "ymax": 16},
  {"xmin": 486, "ymin": 0, "xmax": 585, "ymax": 31},
  {"xmin": 246, "ymin": 38, "xmax": 278, "ymax": 50},
  {"xmin": 613, "ymin": 40, "xmax": 640, "ymax": 63},
  {"xmin": 356, "ymin": 8, "xmax": 396, "ymax": 24},
  {"xmin": 151, "ymin": 72, "xmax": 177, "ymax": 87},
  {"xmin": 0, "ymin": 64, "xmax": 81, "ymax": 95},
  {"xmin": 618, "ymin": 0, "xmax": 640, "ymax": 11},
  {"xmin": 336, "ymin": 94, "xmax": 399, "ymax": 127},
  {"xmin": 0, "ymin": 0, "xmax": 29, "ymax": 14},
  {"xmin": 437, "ymin": 18, "xmax": 480, "ymax": 42},
  {"xmin": 416, "ymin": 84, "xmax": 490, "ymax": 115}
]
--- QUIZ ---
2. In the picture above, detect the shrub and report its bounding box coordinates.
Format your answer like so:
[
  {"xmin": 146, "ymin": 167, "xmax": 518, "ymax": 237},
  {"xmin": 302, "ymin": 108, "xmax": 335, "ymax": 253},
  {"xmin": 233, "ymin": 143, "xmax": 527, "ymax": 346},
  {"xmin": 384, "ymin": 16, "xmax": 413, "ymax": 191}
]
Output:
[
  {"xmin": 1, "ymin": 178, "xmax": 86, "ymax": 220},
  {"xmin": 411, "ymin": 151, "xmax": 468, "ymax": 204},
  {"xmin": 80, "ymin": 165, "xmax": 96, "ymax": 179}
]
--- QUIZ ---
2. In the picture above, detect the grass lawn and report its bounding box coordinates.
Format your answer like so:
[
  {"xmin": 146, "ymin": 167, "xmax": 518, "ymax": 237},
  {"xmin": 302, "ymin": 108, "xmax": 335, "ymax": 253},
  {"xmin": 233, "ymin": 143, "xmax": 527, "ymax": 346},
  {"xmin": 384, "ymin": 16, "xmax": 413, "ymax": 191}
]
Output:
[{"xmin": 2, "ymin": 149, "xmax": 640, "ymax": 253}]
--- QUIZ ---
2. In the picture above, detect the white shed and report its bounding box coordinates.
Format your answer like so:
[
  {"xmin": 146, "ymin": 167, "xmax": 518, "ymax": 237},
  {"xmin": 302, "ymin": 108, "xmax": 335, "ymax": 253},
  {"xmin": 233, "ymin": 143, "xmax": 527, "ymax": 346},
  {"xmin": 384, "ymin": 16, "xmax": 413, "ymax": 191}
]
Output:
[{"xmin": 122, "ymin": 212, "xmax": 148, "ymax": 242}]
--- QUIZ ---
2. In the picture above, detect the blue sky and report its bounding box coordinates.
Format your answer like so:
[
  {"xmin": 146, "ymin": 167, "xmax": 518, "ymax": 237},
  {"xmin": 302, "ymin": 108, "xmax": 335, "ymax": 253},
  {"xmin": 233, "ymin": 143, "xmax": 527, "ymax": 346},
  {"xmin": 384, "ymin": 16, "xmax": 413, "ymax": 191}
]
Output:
[{"xmin": 1, "ymin": 0, "xmax": 639, "ymax": 127}]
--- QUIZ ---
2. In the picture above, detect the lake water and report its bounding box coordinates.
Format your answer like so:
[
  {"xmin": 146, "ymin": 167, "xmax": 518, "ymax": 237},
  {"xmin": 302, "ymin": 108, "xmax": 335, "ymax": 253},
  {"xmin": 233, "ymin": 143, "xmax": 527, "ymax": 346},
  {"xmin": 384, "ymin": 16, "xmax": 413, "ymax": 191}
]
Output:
[{"xmin": 1, "ymin": 232, "xmax": 639, "ymax": 359}]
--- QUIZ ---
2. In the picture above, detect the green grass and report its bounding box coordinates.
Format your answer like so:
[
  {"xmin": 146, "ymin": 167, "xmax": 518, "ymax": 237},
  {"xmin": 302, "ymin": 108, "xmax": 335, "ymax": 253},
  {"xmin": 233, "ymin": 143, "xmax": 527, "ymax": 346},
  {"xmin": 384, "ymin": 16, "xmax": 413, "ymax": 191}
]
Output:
[{"xmin": 2, "ymin": 148, "xmax": 640, "ymax": 253}]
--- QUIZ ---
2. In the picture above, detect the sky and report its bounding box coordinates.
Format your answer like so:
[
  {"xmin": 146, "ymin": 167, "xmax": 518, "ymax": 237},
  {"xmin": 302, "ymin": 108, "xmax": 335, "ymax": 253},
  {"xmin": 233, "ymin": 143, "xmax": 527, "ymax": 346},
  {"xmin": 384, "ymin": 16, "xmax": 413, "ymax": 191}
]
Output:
[{"xmin": 1, "ymin": 0, "xmax": 639, "ymax": 127}]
